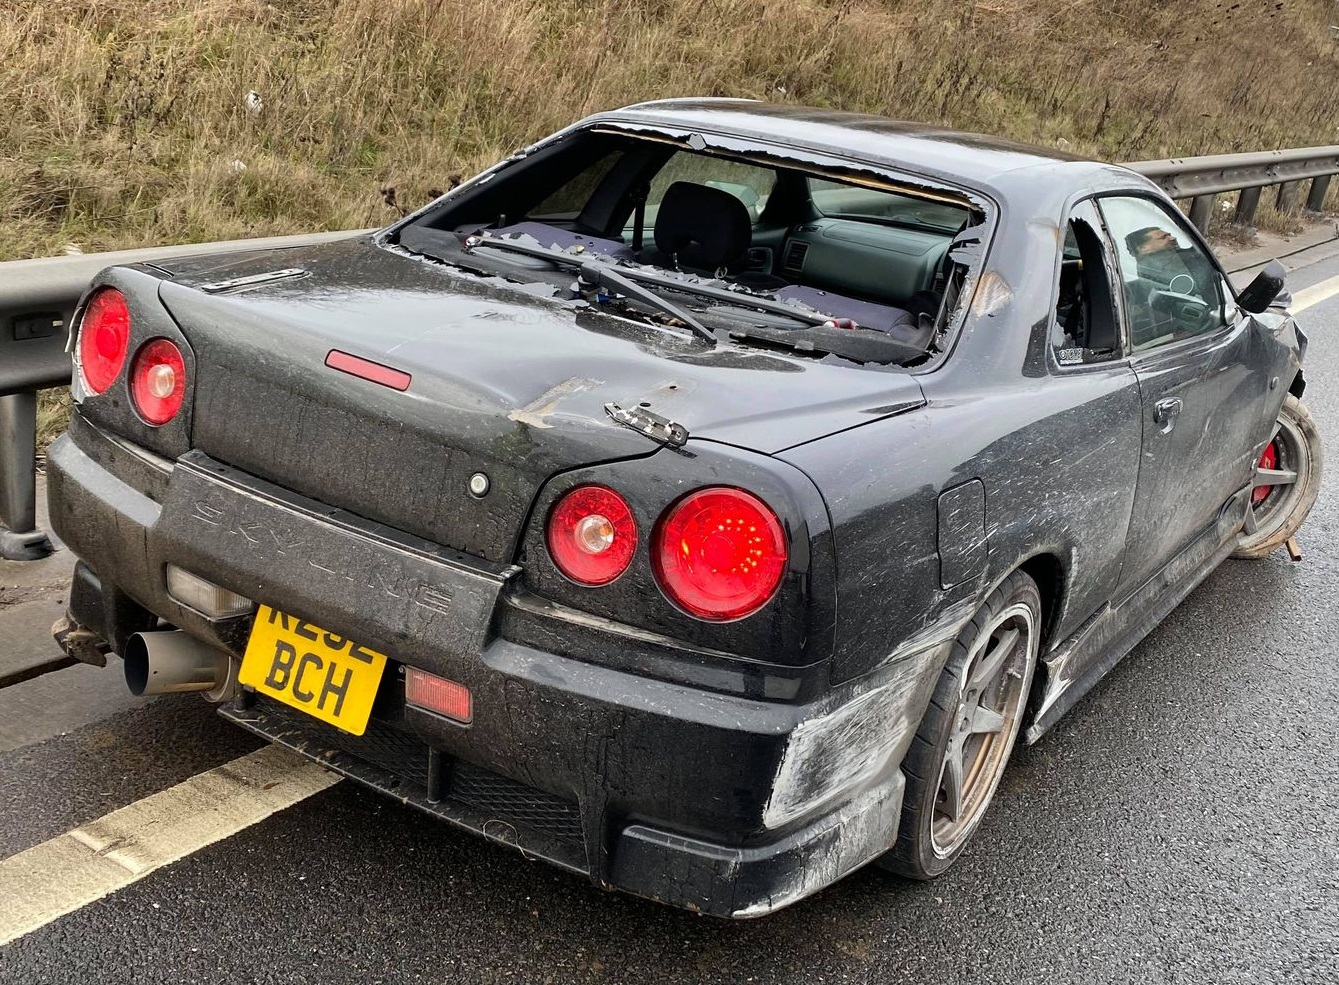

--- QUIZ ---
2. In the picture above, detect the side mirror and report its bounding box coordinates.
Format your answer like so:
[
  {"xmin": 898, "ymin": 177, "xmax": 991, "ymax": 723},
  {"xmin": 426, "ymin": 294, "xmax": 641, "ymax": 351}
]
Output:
[{"xmin": 1237, "ymin": 259, "xmax": 1287, "ymax": 314}]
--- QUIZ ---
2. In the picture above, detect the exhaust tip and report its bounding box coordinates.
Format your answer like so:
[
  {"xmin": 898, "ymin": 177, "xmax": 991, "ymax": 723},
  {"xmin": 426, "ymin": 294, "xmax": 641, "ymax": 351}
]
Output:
[
  {"xmin": 122, "ymin": 630, "xmax": 231, "ymax": 698},
  {"xmin": 124, "ymin": 633, "xmax": 151, "ymax": 696}
]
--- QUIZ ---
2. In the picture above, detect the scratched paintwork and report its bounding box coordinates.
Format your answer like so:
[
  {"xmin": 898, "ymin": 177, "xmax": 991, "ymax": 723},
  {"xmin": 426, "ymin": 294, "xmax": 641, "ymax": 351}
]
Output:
[{"xmin": 46, "ymin": 99, "xmax": 1308, "ymax": 918}]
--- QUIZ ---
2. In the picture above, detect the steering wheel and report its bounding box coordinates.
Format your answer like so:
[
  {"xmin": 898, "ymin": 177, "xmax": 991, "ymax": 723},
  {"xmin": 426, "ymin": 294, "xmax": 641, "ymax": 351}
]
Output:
[
  {"xmin": 1168, "ymin": 273, "xmax": 1195, "ymax": 295},
  {"xmin": 1148, "ymin": 287, "xmax": 1217, "ymax": 335}
]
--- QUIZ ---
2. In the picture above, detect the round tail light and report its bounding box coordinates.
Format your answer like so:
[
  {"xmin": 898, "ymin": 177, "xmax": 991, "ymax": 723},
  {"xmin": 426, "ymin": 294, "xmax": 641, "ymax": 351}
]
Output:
[
  {"xmin": 129, "ymin": 338, "xmax": 187, "ymax": 425},
  {"xmin": 653, "ymin": 487, "xmax": 788, "ymax": 621},
  {"xmin": 546, "ymin": 485, "xmax": 638, "ymax": 586},
  {"xmin": 77, "ymin": 288, "xmax": 132, "ymax": 394}
]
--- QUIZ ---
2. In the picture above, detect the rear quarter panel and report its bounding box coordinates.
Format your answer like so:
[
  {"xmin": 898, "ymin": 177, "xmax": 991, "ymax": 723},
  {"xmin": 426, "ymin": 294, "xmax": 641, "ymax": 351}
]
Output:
[
  {"xmin": 781, "ymin": 170, "xmax": 1146, "ymax": 684},
  {"xmin": 780, "ymin": 369, "xmax": 1141, "ymax": 684}
]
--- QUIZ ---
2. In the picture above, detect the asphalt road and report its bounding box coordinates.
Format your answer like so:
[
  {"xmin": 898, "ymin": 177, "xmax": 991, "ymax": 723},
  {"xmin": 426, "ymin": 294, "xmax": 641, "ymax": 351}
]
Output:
[{"xmin": 3, "ymin": 250, "xmax": 1339, "ymax": 984}]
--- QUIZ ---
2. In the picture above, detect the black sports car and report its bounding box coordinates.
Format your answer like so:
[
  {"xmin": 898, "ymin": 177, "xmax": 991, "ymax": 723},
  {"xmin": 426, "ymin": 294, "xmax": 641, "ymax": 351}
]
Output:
[{"xmin": 47, "ymin": 99, "xmax": 1318, "ymax": 917}]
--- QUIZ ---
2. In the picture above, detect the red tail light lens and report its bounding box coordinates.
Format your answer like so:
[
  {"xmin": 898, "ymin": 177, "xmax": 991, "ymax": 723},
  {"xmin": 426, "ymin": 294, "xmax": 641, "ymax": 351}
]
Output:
[
  {"xmin": 653, "ymin": 487, "xmax": 787, "ymax": 621},
  {"xmin": 129, "ymin": 338, "xmax": 187, "ymax": 425},
  {"xmin": 547, "ymin": 485, "xmax": 638, "ymax": 586},
  {"xmin": 77, "ymin": 288, "xmax": 131, "ymax": 394}
]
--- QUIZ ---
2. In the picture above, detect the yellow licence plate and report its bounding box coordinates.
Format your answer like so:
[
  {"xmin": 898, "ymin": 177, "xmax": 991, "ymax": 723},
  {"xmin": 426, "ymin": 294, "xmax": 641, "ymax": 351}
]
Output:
[{"xmin": 240, "ymin": 606, "xmax": 388, "ymax": 736}]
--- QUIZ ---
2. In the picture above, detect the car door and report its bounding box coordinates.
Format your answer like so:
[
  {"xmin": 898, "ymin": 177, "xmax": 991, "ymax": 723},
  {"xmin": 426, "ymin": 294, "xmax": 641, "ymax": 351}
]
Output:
[{"xmin": 1098, "ymin": 195, "xmax": 1273, "ymax": 599}]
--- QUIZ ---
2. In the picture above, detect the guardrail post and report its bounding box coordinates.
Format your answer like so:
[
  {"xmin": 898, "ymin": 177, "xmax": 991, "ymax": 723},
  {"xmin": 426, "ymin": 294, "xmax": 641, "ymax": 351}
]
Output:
[
  {"xmin": 1306, "ymin": 175, "xmax": 1332, "ymax": 213},
  {"xmin": 1276, "ymin": 180, "xmax": 1302, "ymax": 213},
  {"xmin": 0, "ymin": 392, "xmax": 54, "ymax": 561},
  {"xmin": 1233, "ymin": 187, "xmax": 1262, "ymax": 226},
  {"xmin": 1189, "ymin": 194, "xmax": 1216, "ymax": 234}
]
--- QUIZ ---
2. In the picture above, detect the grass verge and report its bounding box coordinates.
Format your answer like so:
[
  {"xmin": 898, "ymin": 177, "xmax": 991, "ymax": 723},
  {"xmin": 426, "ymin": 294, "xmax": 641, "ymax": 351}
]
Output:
[{"xmin": 5, "ymin": 0, "xmax": 1339, "ymax": 260}]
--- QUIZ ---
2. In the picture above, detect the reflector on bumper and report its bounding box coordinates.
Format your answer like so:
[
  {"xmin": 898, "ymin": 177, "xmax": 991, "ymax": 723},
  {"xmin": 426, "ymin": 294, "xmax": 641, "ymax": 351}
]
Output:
[
  {"xmin": 166, "ymin": 564, "xmax": 253, "ymax": 619},
  {"xmin": 405, "ymin": 667, "xmax": 473, "ymax": 724}
]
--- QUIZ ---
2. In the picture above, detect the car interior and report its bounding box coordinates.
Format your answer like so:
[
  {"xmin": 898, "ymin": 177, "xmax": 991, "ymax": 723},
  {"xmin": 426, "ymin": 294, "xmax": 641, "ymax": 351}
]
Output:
[
  {"xmin": 1053, "ymin": 210, "xmax": 1121, "ymax": 364},
  {"xmin": 1101, "ymin": 197, "xmax": 1227, "ymax": 351},
  {"xmin": 397, "ymin": 128, "xmax": 988, "ymax": 363}
]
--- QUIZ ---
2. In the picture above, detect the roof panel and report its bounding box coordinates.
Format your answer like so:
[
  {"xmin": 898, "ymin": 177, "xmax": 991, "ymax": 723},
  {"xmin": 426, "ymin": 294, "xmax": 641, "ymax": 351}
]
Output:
[{"xmin": 599, "ymin": 99, "xmax": 1088, "ymax": 189}]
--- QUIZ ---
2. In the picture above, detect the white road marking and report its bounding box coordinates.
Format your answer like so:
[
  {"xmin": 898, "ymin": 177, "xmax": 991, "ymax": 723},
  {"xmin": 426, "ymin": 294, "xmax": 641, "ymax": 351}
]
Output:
[
  {"xmin": 1292, "ymin": 272, "xmax": 1339, "ymax": 313},
  {"xmin": 0, "ymin": 745, "xmax": 340, "ymax": 946}
]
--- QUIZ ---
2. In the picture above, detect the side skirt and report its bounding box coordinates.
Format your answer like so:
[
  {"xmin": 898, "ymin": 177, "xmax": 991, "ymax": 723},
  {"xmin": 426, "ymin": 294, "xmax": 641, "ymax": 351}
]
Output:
[{"xmin": 1022, "ymin": 515, "xmax": 1241, "ymax": 744}]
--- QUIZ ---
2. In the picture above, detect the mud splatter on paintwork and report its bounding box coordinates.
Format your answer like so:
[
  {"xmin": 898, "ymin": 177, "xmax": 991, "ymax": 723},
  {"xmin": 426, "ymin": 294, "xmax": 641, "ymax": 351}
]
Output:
[{"xmin": 46, "ymin": 99, "xmax": 1309, "ymax": 918}]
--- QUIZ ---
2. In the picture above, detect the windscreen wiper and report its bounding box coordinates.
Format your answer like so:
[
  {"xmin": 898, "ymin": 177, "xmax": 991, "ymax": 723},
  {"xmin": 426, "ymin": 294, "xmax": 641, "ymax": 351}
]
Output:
[
  {"xmin": 463, "ymin": 233, "xmax": 840, "ymax": 329},
  {"xmin": 464, "ymin": 235, "xmax": 715, "ymax": 345},
  {"xmin": 463, "ymin": 232, "xmax": 923, "ymax": 366},
  {"xmin": 575, "ymin": 260, "xmax": 716, "ymax": 345}
]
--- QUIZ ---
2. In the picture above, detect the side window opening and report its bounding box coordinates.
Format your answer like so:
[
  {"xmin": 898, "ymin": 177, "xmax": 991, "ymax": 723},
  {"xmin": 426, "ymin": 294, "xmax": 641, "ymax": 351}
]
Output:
[{"xmin": 1053, "ymin": 202, "xmax": 1120, "ymax": 366}]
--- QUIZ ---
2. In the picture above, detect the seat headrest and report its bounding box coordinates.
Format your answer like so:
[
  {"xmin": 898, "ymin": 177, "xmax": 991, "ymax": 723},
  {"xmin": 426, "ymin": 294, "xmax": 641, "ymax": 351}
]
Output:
[{"xmin": 653, "ymin": 182, "xmax": 751, "ymax": 271}]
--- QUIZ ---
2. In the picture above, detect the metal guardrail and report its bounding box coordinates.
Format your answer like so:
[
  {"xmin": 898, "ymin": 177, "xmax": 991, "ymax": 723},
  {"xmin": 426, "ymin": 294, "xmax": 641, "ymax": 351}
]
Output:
[
  {"xmin": 1128, "ymin": 145, "xmax": 1339, "ymax": 236},
  {"xmin": 2, "ymin": 143, "xmax": 1338, "ymax": 558}
]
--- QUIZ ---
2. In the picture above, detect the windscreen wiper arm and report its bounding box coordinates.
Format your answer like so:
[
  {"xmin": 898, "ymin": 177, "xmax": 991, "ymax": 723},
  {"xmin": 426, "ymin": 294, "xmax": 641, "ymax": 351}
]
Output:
[
  {"xmin": 463, "ymin": 233, "xmax": 837, "ymax": 328},
  {"xmin": 574, "ymin": 261, "xmax": 716, "ymax": 345},
  {"xmin": 464, "ymin": 234, "xmax": 715, "ymax": 345}
]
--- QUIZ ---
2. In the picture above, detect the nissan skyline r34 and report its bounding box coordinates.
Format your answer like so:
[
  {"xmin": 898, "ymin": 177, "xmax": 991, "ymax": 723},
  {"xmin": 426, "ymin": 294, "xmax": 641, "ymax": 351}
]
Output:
[{"xmin": 47, "ymin": 99, "xmax": 1319, "ymax": 917}]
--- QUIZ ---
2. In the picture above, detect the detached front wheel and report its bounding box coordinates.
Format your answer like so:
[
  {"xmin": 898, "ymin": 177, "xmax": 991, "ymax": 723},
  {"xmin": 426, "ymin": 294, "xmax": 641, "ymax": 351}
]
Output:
[
  {"xmin": 881, "ymin": 570, "xmax": 1041, "ymax": 880},
  {"xmin": 1233, "ymin": 394, "xmax": 1323, "ymax": 559}
]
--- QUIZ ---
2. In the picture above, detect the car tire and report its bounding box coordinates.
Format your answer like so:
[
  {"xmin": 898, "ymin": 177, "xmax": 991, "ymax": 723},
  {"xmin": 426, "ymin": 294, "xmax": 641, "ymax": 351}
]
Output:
[
  {"xmin": 880, "ymin": 570, "xmax": 1041, "ymax": 880},
  {"xmin": 1233, "ymin": 395, "xmax": 1323, "ymax": 559}
]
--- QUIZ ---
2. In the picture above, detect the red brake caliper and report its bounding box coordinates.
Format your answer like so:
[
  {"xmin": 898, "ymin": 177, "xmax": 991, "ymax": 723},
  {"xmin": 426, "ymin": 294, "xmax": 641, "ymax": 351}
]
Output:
[{"xmin": 1252, "ymin": 442, "xmax": 1278, "ymax": 505}]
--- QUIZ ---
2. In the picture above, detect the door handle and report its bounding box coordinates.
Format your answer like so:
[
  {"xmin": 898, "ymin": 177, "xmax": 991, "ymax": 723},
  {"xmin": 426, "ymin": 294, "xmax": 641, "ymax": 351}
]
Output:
[{"xmin": 1153, "ymin": 397, "xmax": 1183, "ymax": 433}]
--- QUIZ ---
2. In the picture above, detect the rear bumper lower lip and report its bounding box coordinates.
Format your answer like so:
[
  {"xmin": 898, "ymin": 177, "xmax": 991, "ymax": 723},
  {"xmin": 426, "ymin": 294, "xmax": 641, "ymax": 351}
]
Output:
[
  {"xmin": 46, "ymin": 420, "xmax": 942, "ymax": 915},
  {"xmin": 220, "ymin": 694, "xmax": 905, "ymax": 918}
]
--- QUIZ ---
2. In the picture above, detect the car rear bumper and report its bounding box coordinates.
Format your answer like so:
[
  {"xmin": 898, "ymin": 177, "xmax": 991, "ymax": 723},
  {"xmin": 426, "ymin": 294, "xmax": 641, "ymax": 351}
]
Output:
[{"xmin": 46, "ymin": 416, "xmax": 946, "ymax": 917}]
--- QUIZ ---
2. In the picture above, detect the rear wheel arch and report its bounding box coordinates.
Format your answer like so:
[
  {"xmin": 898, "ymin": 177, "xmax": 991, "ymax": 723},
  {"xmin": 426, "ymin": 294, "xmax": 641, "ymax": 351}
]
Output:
[
  {"xmin": 1016, "ymin": 552, "xmax": 1065, "ymax": 647},
  {"xmin": 1010, "ymin": 553, "xmax": 1067, "ymax": 724},
  {"xmin": 882, "ymin": 567, "xmax": 1042, "ymax": 878}
]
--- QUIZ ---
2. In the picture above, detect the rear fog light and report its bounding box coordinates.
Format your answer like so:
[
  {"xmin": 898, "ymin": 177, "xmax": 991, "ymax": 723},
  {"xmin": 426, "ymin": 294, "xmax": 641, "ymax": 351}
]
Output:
[
  {"xmin": 405, "ymin": 667, "xmax": 473, "ymax": 724},
  {"xmin": 166, "ymin": 565, "xmax": 254, "ymax": 619}
]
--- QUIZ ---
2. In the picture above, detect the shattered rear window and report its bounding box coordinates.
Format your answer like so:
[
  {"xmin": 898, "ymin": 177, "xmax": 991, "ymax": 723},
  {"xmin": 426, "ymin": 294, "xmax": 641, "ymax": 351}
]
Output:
[{"xmin": 393, "ymin": 127, "xmax": 992, "ymax": 369}]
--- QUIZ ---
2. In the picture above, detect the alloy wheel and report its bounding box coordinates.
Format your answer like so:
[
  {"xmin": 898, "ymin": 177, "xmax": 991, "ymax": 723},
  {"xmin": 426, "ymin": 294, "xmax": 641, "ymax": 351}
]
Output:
[
  {"xmin": 930, "ymin": 602, "xmax": 1036, "ymax": 858},
  {"xmin": 1244, "ymin": 414, "xmax": 1307, "ymax": 540}
]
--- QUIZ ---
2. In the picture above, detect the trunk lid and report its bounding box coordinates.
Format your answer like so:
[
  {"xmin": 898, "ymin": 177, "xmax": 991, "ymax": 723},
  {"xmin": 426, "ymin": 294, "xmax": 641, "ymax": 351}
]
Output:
[{"xmin": 154, "ymin": 238, "xmax": 924, "ymax": 563}]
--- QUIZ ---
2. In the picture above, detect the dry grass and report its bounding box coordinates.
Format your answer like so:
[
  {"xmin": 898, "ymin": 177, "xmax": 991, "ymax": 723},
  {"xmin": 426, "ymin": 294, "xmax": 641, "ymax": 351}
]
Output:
[
  {"xmin": 4, "ymin": 0, "xmax": 1339, "ymax": 260},
  {"xmin": 36, "ymin": 388, "xmax": 72, "ymax": 456}
]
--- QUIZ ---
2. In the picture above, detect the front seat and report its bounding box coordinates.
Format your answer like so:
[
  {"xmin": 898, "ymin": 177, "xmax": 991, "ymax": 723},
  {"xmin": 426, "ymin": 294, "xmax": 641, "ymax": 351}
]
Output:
[{"xmin": 641, "ymin": 181, "xmax": 753, "ymax": 277}]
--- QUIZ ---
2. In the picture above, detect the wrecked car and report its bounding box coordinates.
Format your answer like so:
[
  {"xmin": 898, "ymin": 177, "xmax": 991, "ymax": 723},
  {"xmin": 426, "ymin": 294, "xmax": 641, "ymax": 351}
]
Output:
[{"xmin": 47, "ymin": 99, "xmax": 1319, "ymax": 917}]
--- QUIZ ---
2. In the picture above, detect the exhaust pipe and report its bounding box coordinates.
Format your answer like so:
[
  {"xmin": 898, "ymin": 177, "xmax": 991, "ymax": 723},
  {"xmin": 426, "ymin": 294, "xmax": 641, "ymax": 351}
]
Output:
[{"xmin": 124, "ymin": 631, "xmax": 237, "ymax": 702}]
